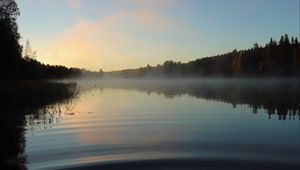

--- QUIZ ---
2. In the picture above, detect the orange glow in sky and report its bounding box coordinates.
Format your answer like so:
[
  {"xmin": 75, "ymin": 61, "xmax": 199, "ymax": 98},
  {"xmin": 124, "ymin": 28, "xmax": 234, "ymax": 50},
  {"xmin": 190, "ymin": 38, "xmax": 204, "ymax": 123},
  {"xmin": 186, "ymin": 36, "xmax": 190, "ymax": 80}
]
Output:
[{"xmin": 16, "ymin": 0, "xmax": 299, "ymax": 71}]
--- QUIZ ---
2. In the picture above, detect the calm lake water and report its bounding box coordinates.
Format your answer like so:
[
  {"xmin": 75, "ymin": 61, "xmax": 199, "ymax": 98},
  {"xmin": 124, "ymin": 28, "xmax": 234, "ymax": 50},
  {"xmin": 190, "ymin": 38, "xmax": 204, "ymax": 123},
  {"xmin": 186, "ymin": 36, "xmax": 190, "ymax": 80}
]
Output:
[{"xmin": 6, "ymin": 79, "xmax": 300, "ymax": 169}]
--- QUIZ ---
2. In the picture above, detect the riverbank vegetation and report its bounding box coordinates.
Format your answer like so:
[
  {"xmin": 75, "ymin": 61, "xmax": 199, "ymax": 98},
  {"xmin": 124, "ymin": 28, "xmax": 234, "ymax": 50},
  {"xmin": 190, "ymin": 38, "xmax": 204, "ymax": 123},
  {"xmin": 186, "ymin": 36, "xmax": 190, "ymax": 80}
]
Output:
[
  {"xmin": 1, "ymin": 0, "xmax": 79, "ymax": 113},
  {"xmin": 0, "ymin": 81, "xmax": 78, "ymax": 111}
]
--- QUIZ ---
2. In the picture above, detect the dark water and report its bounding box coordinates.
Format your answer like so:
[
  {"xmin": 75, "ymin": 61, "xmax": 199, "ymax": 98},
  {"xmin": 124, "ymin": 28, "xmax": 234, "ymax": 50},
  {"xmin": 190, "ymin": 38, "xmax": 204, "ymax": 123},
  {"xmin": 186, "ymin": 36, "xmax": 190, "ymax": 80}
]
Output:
[{"xmin": 2, "ymin": 79, "xmax": 300, "ymax": 170}]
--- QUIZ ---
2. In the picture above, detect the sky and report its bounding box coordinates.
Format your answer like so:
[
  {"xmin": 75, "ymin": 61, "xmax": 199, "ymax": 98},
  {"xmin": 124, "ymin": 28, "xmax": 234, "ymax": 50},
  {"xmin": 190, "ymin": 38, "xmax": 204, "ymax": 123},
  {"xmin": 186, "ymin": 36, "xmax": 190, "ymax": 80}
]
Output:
[{"xmin": 16, "ymin": 0, "xmax": 299, "ymax": 71}]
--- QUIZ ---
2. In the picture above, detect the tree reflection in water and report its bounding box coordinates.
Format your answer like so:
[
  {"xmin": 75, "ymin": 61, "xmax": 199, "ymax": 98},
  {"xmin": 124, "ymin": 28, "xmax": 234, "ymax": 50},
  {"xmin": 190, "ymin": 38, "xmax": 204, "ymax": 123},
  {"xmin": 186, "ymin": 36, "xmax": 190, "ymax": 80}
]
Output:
[
  {"xmin": 25, "ymin": 99, "xmax": 78, "ymax": 133},
  {"xmin": 0, "ymin": 82, "xmax": 78, "ymax": 170},
  {"xmin": 1, "ymin": 79, "xmax": 299, "ymax": 169},
  {"xmin": 0, "ymin": 111, "xmax": 27, "ymax": 170},
  {"xmin": 77, "ymin": 79, "xmax": 300, "ymax": 121}
]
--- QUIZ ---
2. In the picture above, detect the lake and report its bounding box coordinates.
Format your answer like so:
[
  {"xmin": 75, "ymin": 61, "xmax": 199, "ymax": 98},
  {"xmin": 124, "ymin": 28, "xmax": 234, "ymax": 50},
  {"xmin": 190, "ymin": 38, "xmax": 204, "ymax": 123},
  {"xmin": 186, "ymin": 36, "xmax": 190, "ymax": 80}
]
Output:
[{"xmin": 2, "ymin": 79, "xmax": 300, "ymax": 170}]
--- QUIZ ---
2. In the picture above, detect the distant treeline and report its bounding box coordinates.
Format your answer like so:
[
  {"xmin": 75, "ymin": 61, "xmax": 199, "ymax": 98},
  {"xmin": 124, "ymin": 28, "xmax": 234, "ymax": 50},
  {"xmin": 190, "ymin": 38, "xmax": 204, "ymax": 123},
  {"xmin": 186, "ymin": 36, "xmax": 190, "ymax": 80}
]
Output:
[
  {"xmin": 108, "ymin": 34, "xmax": 299, "ymax": 78},
  {"xmin": 1, "ymin": 1, "xmax": 299, "ymax": 80}
]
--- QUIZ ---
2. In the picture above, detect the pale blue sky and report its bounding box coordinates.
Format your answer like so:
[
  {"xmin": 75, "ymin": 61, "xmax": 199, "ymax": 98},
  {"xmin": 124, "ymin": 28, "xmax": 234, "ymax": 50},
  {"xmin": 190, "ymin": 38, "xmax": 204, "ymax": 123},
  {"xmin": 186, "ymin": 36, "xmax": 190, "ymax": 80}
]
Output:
[{"xmin": 16, "ymin": 0, "xmax": 299, "ymax": 71}]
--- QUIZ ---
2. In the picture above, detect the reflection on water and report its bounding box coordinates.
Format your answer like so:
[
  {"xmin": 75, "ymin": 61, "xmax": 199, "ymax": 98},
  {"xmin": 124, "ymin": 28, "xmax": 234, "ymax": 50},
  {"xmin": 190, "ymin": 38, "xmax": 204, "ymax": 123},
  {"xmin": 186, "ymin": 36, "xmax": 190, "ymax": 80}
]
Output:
[
  {"xmin": 2, "ymin": 79, "xmax": 300, "ymax": 170},
  {"xmin": 0, "ymin": 82, "xmax": 78, "ymax": 170},
  {"xmin": 77, "ymin": 79, "xmax": 300, "ymax": 120},
  {"xmin": 25, "ymin": 100, "xmax": 78, "ymax": 132},
  {"xmin": 0, "ymin": 112, "xmax": 27, "ymax": 170}
]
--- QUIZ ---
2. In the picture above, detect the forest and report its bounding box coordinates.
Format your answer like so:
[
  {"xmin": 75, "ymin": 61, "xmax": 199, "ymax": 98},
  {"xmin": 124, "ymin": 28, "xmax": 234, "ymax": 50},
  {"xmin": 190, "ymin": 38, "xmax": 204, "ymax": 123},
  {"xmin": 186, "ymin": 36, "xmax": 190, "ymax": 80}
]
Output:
[
  {"xmin": 109, "ymin": 35, "xmax": 299, "ymax": 78},
  {"xmin": 1, "ymin": 0, "xmax": 299, "ymax": 80},
  {"xmin": 0, "ymin": 0, "xmax": 82, "ymax": 80}
]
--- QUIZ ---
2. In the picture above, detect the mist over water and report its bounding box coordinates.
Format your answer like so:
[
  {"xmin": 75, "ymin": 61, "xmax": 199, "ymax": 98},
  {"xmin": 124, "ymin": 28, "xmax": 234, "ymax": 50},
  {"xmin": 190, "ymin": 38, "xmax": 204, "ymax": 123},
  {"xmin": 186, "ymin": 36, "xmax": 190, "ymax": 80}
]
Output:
[
  {"xmin": 69, "ymin": 78, "xmax": 300, "ymax": 119},
  {"xmin": 19, "ymin": 78, "xmax": 300, "ymax": 170},
  {"xmin": 1, "ymin": 0, "xmax": 299, "ymax": 169}
]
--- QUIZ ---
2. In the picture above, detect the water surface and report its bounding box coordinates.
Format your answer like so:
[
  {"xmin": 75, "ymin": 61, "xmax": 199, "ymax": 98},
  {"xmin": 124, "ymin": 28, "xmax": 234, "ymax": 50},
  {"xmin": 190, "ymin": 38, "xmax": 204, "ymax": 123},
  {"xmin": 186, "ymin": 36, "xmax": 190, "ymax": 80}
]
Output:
[{"xmin": 22, "ymin": 79, "xmax": 300, "ymax": 169}]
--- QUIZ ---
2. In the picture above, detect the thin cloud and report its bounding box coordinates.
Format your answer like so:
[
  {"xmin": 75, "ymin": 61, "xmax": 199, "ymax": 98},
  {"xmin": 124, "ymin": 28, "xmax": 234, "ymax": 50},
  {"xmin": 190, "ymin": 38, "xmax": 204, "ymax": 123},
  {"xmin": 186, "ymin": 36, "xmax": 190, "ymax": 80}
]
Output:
[
  {"xmin": 67, "ymin": 0, "xmax": 85, "ymax": 9},
  {"xmin": 41, "ymin": 0, "xmax": 197, "ymax": 71}
]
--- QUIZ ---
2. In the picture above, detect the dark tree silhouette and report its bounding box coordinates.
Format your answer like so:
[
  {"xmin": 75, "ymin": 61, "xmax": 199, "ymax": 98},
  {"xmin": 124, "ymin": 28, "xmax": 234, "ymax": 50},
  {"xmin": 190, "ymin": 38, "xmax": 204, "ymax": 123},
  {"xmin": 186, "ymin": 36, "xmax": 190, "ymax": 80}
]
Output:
[
  {"xmin": 0, "ymin": 0, "xmax": 82, "ymax": 80},
  {"xmin": 0, "ymin": 0, "xmax": 22, "ymax": 79}
]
